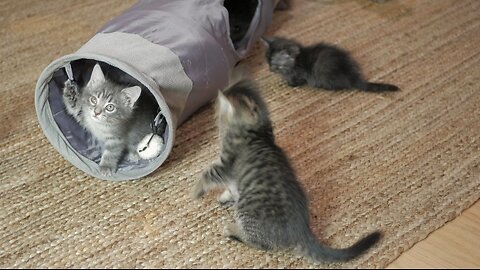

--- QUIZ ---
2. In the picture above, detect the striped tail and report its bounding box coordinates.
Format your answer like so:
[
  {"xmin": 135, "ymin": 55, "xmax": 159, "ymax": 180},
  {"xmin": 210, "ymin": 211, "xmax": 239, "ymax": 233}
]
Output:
[{"xmin": 302, "ymin": 231, "xmax": 382, "ymax": 262}]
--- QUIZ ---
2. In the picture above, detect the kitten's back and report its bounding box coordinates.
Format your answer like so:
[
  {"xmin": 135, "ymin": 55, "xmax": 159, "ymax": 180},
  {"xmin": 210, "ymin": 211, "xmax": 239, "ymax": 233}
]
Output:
[
  {"xmin": 308, "ymin": 43, "xmax": 399, "ymax": 91},
  {"xmin": 222, "ymin": 80, "xmax": 382, "ymax": 262}
]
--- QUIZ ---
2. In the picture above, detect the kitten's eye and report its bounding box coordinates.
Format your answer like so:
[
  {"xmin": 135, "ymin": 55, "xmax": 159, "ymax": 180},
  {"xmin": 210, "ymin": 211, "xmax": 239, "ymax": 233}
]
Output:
[
  {"xmin": 105, "ymin": 104, "xmax": 115, "ymax": 112},
  {"xmin": 89, "ymin": 96, "xmax": 97, "ymax": 105}
]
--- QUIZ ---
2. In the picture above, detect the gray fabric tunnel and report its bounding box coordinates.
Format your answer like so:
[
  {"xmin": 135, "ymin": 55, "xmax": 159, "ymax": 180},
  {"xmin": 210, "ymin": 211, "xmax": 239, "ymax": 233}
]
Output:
[{"xmin": 35, "ymin": 0, "xmax": 276, "ymax": 181}]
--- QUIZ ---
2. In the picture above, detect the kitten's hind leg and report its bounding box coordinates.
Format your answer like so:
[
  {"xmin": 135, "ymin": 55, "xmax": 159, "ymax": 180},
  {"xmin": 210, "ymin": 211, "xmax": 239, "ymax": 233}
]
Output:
[
  {"xmin": 192, "ymin": 162, "xmax": 229, "ymax": 199},
  {"xmin": 224, "ymin": 222, "xmax": 272, "ymax": 251},
  {"xmin": 224, "ymin": 222, "xmax": 247, "ymax": 243},
  {"xmin": 127, "ymin": 145, "xmax": 141, "ymax": 162}
]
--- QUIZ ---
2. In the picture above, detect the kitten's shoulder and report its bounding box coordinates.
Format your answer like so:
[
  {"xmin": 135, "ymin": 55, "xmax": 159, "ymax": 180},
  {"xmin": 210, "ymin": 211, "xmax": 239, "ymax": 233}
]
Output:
[{"xmin": 308, "ymin": 42, "xmax": 352, "ymax": 59}]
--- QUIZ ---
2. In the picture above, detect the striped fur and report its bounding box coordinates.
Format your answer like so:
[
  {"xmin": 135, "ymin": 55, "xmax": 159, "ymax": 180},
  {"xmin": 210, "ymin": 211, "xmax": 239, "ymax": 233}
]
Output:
[
  {"xmin": 62, "ymin": 64, "xmax": 156, "ymax": 176},
  {"xmin": 192, "ymin": 80, "xmax": 381, "ymax": 263}
]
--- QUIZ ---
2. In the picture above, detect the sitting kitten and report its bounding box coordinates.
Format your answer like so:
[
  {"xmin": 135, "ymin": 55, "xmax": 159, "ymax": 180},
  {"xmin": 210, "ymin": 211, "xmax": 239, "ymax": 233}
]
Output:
[
  {"xmin": 262, "ymin": 36, "xmax": 399, "ymax": 92},
  {"xmin": 192, "ymin": 80, "xmax": 381, "ymax": 263},
  {"xmin": 62, "ymin": 63, "xmax": 157, "ymax": 176}
]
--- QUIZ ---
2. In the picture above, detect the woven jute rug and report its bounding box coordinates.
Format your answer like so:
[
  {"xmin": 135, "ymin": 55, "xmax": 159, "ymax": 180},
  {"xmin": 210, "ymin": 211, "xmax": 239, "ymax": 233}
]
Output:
[{"xmin": 1, "ymin": 0, "xmax": 479, "ymax": 268}]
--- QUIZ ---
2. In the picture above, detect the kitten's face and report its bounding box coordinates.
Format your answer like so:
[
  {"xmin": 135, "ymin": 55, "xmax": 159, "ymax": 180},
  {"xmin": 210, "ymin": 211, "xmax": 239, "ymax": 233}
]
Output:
[
  {"xmin": 217, "ymin": 82, "xmax": 269, "ymax": 132},
  {"xmin": 262, "ymin": 37, "xmax": 300, "ymax": 74},
  {"xmin": 82, "ymin": 64, "xmax": 141, "ymax": 125}
]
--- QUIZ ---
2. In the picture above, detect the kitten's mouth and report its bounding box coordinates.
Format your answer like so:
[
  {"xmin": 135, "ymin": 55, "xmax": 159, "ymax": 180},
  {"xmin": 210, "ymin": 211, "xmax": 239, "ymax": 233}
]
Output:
[{"xmin": 91, "ymin": 114, "xmax": 102, "ymax": 121}]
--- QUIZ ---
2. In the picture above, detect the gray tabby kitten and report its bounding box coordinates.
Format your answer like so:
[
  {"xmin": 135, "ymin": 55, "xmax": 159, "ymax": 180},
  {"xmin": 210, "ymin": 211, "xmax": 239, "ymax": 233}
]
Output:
[
  {"xmin": 63, "ymin": 63, "xmax": 156, "ymax": 176},
  {"xmin": 192, "ymin": 80, "xmax": 381, "ymax": 262}
]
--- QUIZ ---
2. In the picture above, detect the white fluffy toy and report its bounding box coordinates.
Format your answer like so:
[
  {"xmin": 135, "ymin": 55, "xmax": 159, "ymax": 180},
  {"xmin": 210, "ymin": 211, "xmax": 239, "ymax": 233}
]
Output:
[
  {"xmin": 136, "ymin": 112, "xmax": 166, "ymax": 160},
  {"xmin": 137, "ymin": 133, "xmax": 164, "ymax": 160}
]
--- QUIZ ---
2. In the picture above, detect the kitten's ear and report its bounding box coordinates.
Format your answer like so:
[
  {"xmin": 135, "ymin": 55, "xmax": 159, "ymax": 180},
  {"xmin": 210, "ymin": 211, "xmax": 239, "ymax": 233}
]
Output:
[
  {"xmin": 122, "ymin": 86, "xmax": 142, "ymax": 108},
  {"xmin": 217, "ymin": 90, "xmax": 234, "ymax": 117},
  {"xmin": 87, "ymin": 63, "xmax": 106, "ymax": 88}
]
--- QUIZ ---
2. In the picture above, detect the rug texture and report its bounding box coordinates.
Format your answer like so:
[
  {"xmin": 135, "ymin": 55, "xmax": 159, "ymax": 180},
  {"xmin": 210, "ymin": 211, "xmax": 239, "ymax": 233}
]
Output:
[{"xmin": 1, "ymin": 0, "xmax": 479, "ymax": 268}]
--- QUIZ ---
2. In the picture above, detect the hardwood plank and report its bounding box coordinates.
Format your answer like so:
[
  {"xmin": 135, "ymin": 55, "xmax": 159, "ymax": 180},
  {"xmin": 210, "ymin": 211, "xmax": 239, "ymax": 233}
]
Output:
[{"xmin": 387, "ymin": 200, "xmax": 480, "ymax": 268}]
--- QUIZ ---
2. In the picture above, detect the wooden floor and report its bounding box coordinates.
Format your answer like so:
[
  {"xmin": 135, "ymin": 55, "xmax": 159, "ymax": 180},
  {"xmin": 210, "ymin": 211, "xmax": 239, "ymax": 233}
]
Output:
[{"xmin": 387, "ymin": 200, "xmax": 480, "ymax": 268}]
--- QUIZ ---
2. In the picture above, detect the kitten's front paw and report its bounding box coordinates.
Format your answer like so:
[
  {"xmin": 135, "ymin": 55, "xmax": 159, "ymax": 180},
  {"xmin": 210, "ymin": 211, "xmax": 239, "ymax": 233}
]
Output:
[
  {"xmin": 286, "ymin": 78, "xmax": 305, "ymax": 87},
  {"xmin": 63, "ymin": 80, "xmax": 79, "ymax": 100},
  {"xmin": 287, "ymin": 81, "xmax": 301, "ymax": 87},
  {"xmin": 99, "ymin": 165, "xmax": 116, "ymax": 177},
  {"xmin": 217, "ymin": 190, "xmax": 235, "ymax": 207},
  {"xmin": 191, "ymin": 180, "xmax": 205, "ymax": 200}
]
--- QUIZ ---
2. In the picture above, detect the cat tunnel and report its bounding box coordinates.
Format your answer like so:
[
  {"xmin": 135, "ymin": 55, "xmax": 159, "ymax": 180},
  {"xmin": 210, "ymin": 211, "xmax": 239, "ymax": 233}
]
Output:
[{"xmin": 35, "ymin": 0, "xmax": 278, "ymax": 181}]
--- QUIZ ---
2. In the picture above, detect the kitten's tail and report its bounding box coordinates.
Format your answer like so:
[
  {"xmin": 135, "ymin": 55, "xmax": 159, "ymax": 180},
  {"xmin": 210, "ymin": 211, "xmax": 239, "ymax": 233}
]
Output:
[
  {"xmin": 302, "ymin": 231, "xmax": 382, "ymax": 262},
  {"xmin": 360, "ymin": 81, "xmax": 399, "ymax": 92}
]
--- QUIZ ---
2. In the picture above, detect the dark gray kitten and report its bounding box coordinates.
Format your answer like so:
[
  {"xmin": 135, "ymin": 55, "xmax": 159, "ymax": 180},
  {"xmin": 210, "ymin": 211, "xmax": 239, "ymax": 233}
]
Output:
[
  {"xmin": 224, "ymin": 0, "xmax": 258, "ymax": 48},
  {"xmin": 192, "ymin": 80, "xmax": 381, "ymax": 263},
  {"xmin": 62, "ymin": 63, "xmax": 156, "ymax": 176},
  {"xmin": 262, "ymin": 36, "xmax": 399, "ymax": 92}
]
